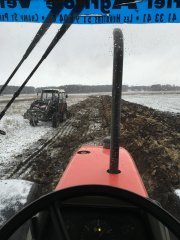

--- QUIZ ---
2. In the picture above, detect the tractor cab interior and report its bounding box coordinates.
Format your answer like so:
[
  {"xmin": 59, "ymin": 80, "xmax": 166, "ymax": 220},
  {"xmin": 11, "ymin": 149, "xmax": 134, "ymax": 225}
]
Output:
[{"xmin": 1, "ymin": 185, "xmax": 179, "ymax": 240}]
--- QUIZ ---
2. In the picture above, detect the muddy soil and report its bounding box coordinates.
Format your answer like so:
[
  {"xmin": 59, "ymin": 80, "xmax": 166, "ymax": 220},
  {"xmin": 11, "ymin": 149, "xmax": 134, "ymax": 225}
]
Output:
[{"xmin": 12, "ymin": 95, "xmax": 180, "ymax": 220}]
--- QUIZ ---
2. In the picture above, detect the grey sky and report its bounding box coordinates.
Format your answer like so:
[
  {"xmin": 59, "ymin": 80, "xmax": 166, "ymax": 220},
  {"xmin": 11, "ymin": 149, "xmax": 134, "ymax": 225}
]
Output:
[{"xmin": 0, "ymin": 23, "xmax": 180, "ymax": 87}]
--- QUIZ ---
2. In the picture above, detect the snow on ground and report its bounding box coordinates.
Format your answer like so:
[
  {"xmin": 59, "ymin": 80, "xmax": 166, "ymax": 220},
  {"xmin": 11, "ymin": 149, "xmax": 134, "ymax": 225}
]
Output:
[
  {"xmin": 0, "ymin": 114, "xmax": 54, "ymax": 163},
  {"xmin": 122, "ymin": 93, "xmax": 180, "ymax": 114},
  {"xmin": 0, "ymin": 100, "xmax": 54, "ymax": 164},
  {"xmin": 175, "ymin": 189, "xmax": 180, "ymax": 198},
  {"xmin": 0, "ymin": 179, "xmax": 34, "ymax": 227}
]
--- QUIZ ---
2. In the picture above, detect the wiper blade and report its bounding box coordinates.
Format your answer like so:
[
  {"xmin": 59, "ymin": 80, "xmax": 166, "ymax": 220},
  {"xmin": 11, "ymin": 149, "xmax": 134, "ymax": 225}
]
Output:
[
  {"xmin": 0, "ymin": 1, "xmax": 84, "ymax": 121},
  {"xmin": 0, "ymin": 4, "xmax": 64, "ymax": 95}
]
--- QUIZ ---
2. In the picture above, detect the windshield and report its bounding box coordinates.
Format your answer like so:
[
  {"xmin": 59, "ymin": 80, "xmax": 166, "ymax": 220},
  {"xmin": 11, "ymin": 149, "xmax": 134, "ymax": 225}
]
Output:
[
  {"xmin": 0, "ymin": 2, "xmax": 179, "ymax": 233},
  {"xmin": 41, "ymin": 92, "xmax": 58, "ymax": 101}
]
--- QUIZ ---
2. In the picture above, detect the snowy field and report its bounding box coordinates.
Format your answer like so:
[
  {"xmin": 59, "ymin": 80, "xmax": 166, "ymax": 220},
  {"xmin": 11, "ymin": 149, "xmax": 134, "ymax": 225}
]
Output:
[{"xmin": 123, "ymin": 93, "xmax": 180, "ymax": 114}]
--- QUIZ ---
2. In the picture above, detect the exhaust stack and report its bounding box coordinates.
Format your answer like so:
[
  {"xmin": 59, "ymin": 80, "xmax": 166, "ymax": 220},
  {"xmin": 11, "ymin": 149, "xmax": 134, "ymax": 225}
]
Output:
[{"xmin": 108, "ymin": 29, "xmax": 124, "ymax": 174}]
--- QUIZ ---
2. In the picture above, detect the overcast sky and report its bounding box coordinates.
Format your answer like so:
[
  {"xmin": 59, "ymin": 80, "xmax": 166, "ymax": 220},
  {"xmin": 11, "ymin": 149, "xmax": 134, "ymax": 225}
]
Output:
[{"xmin": 0, "ymin": 23, "xmax": 180, "ymax": 87}]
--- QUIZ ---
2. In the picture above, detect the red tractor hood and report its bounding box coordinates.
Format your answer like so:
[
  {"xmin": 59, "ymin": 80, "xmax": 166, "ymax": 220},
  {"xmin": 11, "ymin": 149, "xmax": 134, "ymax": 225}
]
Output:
[{"xmin": 56, "ymin": 146, "xmax": 148, "ymax": 198}]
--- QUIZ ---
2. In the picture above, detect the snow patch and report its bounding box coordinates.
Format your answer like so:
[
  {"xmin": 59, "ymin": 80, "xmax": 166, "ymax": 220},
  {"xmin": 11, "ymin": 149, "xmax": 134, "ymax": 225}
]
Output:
[
  {"xmin": 0, "ymin": 114, "xmax": 52, "ymax": 164},
  {"xmin": 175, "ymin": 189, "xmax": 180, "ymax": 198},
  {"xmin": 0, "ymin": 180, "xmax": 33, "ymax": 227}
]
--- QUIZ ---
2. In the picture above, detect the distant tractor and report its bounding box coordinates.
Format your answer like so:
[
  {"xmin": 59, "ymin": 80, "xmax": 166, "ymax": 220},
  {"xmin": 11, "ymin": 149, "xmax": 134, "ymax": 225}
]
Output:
[{"xmin": 24, "ymin": 89, "xmax": 68, "ymax": 128}]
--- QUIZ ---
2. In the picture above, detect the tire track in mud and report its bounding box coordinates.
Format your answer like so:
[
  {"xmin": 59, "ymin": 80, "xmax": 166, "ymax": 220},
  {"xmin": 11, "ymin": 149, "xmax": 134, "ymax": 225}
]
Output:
[{"xmin": 8, "ymin": 118, "xmax": 76, "ymax": 179}]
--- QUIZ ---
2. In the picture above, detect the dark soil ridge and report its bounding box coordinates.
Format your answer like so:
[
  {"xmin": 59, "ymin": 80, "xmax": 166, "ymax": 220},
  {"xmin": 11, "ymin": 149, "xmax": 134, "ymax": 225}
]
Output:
[{"xmin": 16, "ymin": 95, "xmax": 179, "ymax": 220}]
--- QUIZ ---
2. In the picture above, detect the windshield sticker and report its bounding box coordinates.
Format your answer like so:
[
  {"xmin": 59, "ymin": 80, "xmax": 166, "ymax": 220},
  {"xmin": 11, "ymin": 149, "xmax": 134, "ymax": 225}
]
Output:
[{"xmin": 0, "ymin": 0, "xmax": 180, "ymax": 23}]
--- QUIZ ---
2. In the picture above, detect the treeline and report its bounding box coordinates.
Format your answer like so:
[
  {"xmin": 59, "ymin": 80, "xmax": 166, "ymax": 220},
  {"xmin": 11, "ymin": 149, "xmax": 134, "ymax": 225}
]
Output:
[
  {"xmin": 37, "ymin": 84, "xmax": 180, "ymax": 93},
  {"xmin": 0, "ymin": 86, "xmax": 35, "ymax": 95},
  {"xmin": 129, "ymin": 84, "xmax": 180, "ymax": 92},
  {"xmin": 37, "ymin": 85, "xmax": 128, "ymax": 93},
  {"xmin": 1, "ymin": 84, "xmax": 180, "ymax": 95}
]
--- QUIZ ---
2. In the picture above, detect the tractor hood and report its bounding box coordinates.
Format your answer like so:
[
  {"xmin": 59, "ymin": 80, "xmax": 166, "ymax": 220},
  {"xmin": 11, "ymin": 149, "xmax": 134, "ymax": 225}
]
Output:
[{"xmin": 0, "ymin": 180, "xmax": 40, "ymax": 228}]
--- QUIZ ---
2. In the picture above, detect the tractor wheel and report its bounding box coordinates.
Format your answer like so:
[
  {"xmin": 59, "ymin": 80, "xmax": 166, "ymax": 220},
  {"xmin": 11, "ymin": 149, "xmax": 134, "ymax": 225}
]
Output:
[
  {"xmin": 30, "ymin": 118, "xmax": 37, "ymax": 127},
  {"xmin": 59, "ymin": 113, "xmax": 64, "ymax": 123},
  {"xmin": 52, "ymin": 113, "xmax": 59, "ymax": 128},
  {"xmin": 59, "ymin": 112, "xmax": 67, "ymax": 123},
  {"xmin": 63, "ymin": 112, "xmax": 67, "ymax": 121}
]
